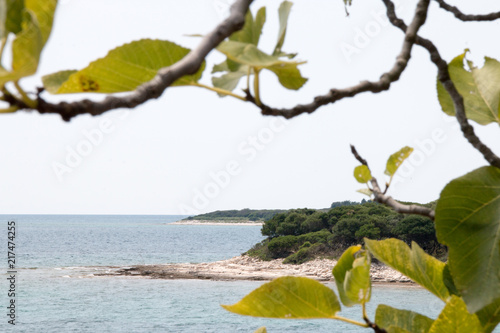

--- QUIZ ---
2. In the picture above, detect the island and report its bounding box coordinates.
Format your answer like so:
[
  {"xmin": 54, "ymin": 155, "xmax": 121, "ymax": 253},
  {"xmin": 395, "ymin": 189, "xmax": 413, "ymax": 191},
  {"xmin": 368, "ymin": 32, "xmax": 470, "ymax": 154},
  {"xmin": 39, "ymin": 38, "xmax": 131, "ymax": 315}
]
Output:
[{"xmin": 104, "ymin": 200, "xmax": 443, "ymax": 283}]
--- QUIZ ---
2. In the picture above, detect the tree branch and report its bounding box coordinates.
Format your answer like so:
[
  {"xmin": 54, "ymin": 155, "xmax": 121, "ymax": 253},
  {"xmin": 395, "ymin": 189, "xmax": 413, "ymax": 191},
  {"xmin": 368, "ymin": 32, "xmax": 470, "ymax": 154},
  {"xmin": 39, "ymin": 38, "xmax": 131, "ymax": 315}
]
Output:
[
  {"xmin": 434, "ymin": 0, "xmax": 500, "ymax": 21},
  {"xmin": 350, "ymin": 144, "xmax": 368, "ymax": 166},
  {"xmin": 382, "ymin": 0, "xmax": 500, "ymax": 169},
  {"xmin": 351, "ymin": 145, "xmax": 436, "ymax": 220},
  {"xmin": 245, "ymin": 0, "xmax": 431, "ymax": 119},
  {"xmin": 33, "ymin": 0, "xmax": 253, "ymax": 121}
]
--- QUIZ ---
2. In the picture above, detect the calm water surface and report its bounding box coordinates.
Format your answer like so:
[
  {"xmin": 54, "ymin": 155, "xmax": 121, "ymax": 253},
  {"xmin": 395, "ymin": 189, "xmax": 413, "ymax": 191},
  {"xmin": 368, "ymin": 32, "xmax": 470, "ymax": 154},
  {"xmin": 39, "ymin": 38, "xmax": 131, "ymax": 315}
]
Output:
[{"xmin": 0, "ymin": 215, "xmax": 492, "ymax": 332}]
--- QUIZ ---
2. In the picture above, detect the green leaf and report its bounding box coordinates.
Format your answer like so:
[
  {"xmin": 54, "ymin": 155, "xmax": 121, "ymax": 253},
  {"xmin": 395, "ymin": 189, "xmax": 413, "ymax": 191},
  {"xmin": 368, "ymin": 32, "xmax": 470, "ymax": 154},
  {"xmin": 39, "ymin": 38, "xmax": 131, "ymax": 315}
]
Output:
[
  {"xmin": 211, "ymin": 66, "xmax": 248, "ymax": 94},
  {"xmin": 386, "ymin": 327, "xmax": 411, "ymax": 333},
  {"xmin": 253, "ymin": 327, "xmax": 267, "ymax": 333},
  {"xmin": 230, "ymin": 7, "xmax": 266, "ymax": 46},
  {"xmin": 428, "ymin": 296, "xmax": 483, "ymax": 333},
  {"xmin": 375, "ymin": 304, "xmax": 434, "ymax": 333},
  {"xmin": 437, "ymin": 52, "xmax": 500, "ymax": 125},
  {"xmin": 353, "ymin": 165, "xmax": 372, "ymax": 184},
  {"xmin": 267, "ymin": 62, "xmax": 307, "ymax": 90},
  {"xmin": 1, "ymin": 0, "xmax": 25, "ymax": 37},
  {"xmin": 332, "ymin": 245, "xmax": 371, "ymax": 307},
  {"xmin": 25, "ymin": 0, "xmax": 57, "ymax": 44},
  {"xmin": 273, "ymin": 1, "xmax": 293, "ymax": 57},
  {"xmin": 12, "ymin": 0, "xmax": 57, "ymax": 74},
  {"xmin": 365, "ymin": 239, "xmax": 450, "ymax": 302},
  {"xmin": 0, "ymin": 0, "xmax": 56, "ymax": 86},
  {"xmin": 476, "ymin": 298, "xmax": 500, "ymax": 333},
  {"xmin": 212, "ymin": 5, "xmax": 265, "ymax": 86},
  {"xmin": 218, "ymin": 40, "xmax": 286, "ymax": 68},
  {"xmin": 43, "ymin": 39, "xmax": 205, "ymax": 94},
  {"xmin": 11, "ymin": 10, "xmax": 43, "ymax": 76},
  {"xmin": 332, "ymin": 245, "xmax": 360, "ymax": 306},
  {"xmin": 442, "ymin": 264, "xmax": 459, "ymax": 297},
  {"xmin": 212, "ymin": 61, "xmax": 230, "ymax": 74},
  {"xmin": 221, "ymin": 276, "xmax": 341, "ymax": 319},
  {"xmin": 435, "ymin": 166, "xmax": 500, "ymax": 312},
  {"xmin": 385, "ymin": 146, "xmax": 414, "ymax": 177},
  {"xmin": 41, "ymin": 70, "xmax": 77, "ymax": 94},
  {"xmin": 216, "ymin": 40, "xmax": 307, "ymax": 90}
]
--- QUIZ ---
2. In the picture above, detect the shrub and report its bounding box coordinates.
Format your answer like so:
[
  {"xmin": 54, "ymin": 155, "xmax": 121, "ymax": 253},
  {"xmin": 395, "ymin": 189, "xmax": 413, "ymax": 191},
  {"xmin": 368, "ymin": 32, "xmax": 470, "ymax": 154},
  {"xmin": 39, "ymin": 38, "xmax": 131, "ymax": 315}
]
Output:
[
  {"xmin": 300, "ymin": 212, "xmax": 329, "ymax": 233},
  {"xmin": 355, "ymin": 223, "xmax": 381, "ymax": 241},
  {"xmin": 392, "ymin": 215, "xmax": 440, "ymax": 253},
  {"xmin": 297, "ymin": 229, "xmax": 331, "ymax": 245},
  {"xmin": 299, "ymin": 241, "xmax": 312, "ymax": 249},
  {"xmin": 245, "ymin": 239, "xmax": 272, "ymax": 261},
  {"xmin": 267, "ymin": 235, "xmax": 299, "ymax": 258},
  {"xmin": 283, "ymin": 243, "xmax": 324, "ymax": 264},
  {"xmin": 261, "ymin": 213, "xmax": 287, "ymax": 238}
]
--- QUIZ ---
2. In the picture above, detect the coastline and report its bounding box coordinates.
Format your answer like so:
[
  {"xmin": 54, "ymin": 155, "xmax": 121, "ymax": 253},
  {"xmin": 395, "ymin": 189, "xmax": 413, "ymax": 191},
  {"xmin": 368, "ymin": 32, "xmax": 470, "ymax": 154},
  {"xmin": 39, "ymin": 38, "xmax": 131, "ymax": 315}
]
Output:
[
  {"xmin": 99, "ymin": 255, "xmax": 413, "ymax": 284},
  {"xmin": 169, "ymin": 220, "xmax": 264, "ymax": 226}
]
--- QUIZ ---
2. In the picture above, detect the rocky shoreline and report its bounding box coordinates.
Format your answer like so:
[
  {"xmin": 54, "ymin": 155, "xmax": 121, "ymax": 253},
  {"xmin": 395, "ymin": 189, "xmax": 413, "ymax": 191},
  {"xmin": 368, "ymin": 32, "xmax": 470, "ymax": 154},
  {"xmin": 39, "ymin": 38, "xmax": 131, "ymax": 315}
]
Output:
[{"xmin": 98, "ymin": 255, "xmax": 412, "ymax": 283}]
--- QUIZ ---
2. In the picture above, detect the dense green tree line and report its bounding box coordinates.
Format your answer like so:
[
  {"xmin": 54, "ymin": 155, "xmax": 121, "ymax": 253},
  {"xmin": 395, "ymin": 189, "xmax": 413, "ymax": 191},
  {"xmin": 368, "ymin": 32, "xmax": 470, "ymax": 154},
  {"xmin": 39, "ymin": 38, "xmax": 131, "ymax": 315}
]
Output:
[
  {"xmin": 184, "ymin": 208, "xmax": 287, "ymax": 221},
  {"xmin": 247, "ymin": 201, "xmax": 442, "ymax": 264}
]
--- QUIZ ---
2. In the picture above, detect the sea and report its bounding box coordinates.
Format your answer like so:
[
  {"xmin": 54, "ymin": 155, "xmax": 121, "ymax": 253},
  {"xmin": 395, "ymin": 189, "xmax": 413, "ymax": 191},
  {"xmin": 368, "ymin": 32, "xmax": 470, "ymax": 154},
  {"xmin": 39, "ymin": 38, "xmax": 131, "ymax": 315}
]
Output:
[{"xmin": 0, "ymin": 215, "xmax": 489, "ymax": 333}]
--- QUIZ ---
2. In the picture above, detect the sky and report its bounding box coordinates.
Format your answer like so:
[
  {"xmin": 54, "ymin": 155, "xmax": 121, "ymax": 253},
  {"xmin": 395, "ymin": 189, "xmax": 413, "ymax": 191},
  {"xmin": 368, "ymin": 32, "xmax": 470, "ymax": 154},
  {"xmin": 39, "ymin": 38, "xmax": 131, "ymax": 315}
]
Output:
[{"xmin": 0, "ymin": 0, "xmax": 499, "ymax": 215}]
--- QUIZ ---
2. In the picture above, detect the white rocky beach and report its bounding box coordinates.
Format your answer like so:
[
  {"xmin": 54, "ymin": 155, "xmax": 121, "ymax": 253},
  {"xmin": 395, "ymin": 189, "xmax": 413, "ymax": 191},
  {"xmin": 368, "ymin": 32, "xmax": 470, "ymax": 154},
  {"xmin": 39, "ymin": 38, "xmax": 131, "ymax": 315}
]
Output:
[{"xmin": 107, "ymin": 255, "xmax": 412, "ymax": 283}]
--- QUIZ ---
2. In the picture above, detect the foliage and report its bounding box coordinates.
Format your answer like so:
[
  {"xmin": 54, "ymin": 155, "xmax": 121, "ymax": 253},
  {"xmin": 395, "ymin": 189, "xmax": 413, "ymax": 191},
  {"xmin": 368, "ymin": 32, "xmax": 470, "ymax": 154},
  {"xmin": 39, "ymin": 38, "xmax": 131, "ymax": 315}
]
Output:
[
  {"xmin": 437, "ymin": 52, "xmax": 500, "ymax": 126},
  {"xmin": 249, "ymin": 201, "xmax": 441, "ymax": 264},
  {"xmin": 38, "ymin": 0, "xmax": 305, "ymax": 105},
  {"xmin": 223, "ymin": 4, "xmax": 500, "ymax": 330},
  {"xmin": 365, "ymin": 239, "xmax": 452, "ymax": 302},
  {"xmin": 330, "ymin": 200, "xmax": 363, "ymax": 208},
  {"xmin": 375, "ymin": 305, "xmax": 434, "ymax": 333},
  {"xmin": 332, "ymin": 245, "xmax": 371, "ymax": 307},
  {"xmin": 434, "ymin": 166, "xmax": 500, "ymax": 312},
  {"xmin": 245, "ymin": 239, "xmax": 272, "ymax": 261},
  {"xmin": 282, "ymin": 243, "xmax": 323, "ymax": 264},
  {"xmin": 0, "ymin": 0, "xmax": 56, "ymax": 84},
  {"xmin": 264, "ymin": 229, "xmax": 331, "ymax": 260},
  {"xmin": 184, "ymin": 208, "xmax": 286, "ymax": 222},
  {"xmin": 267, "ymin": 235, "xmax": 299, "ymax": 257},
  {"xmin": 43, "ymin": 40, "xmax": 206, "ymax": 93},
  {"xmin": 222, "ymin": 276, "xmax": 341, "ymax": 319}
]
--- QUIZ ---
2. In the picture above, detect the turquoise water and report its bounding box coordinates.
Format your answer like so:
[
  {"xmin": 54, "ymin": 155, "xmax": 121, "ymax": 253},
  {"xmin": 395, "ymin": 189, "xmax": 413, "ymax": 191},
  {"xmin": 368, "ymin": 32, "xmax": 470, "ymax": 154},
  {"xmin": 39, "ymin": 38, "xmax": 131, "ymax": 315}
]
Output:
[{"xmin": 0, "ymin": 215, "xmax": 493, "ymax": 332}]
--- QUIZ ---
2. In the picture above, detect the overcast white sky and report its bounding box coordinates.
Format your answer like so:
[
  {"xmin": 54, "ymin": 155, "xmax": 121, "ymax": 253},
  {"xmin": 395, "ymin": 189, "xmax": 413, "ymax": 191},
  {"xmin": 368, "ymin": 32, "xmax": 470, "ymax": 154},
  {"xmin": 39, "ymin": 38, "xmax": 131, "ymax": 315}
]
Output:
[{"xmin": 0, "ymin": 0, "xmax": 499, "ymax": 215}]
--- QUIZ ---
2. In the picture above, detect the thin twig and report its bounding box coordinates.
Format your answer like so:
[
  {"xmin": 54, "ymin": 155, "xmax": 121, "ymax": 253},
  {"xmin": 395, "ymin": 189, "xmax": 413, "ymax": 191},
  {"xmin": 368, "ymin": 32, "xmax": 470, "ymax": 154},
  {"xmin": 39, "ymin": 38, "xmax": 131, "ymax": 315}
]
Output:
[
  {"xmin": 350, "ymin": 145, "xmax": 368, "ymax": 166},
  {"xmin": 350, "ymin": 145, "xmax": 436, "ymax": 220},
  {"xmin": 0, "ymin": 106, "xmax": 19, "ymax": 113},
  {"xmin": 193, "ymin": 82, "xmax": 246, "ymax": 101},
  {"xmin": 14, "ymin": 82, "xmax": 37, "ymax": 109},
  {"xmin": 34, "ymin": 0, "xmax": 253, "ymax": 121},
  {"xmin": 434, "ymin": 0, "xmax": 500, "ymax": 21},
  {"xmin": 332, "ymin": 315, "xmax": 369, "ymax": 328},
  {"xmin": 253, "ymin": 68, "xmax": 261, "ymax": 106},
  {"xmin": 382, "ymin": 0, "xmax": 500, "ymax": 169}
]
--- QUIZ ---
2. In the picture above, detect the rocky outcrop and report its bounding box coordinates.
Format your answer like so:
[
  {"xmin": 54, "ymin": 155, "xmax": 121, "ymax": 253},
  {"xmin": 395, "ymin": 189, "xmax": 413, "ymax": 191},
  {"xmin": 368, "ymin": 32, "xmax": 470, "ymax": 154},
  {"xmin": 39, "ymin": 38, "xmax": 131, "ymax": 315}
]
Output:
[{"xmin": 101, "ymin": 255, "xmax": 412, "ymax": 283}]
